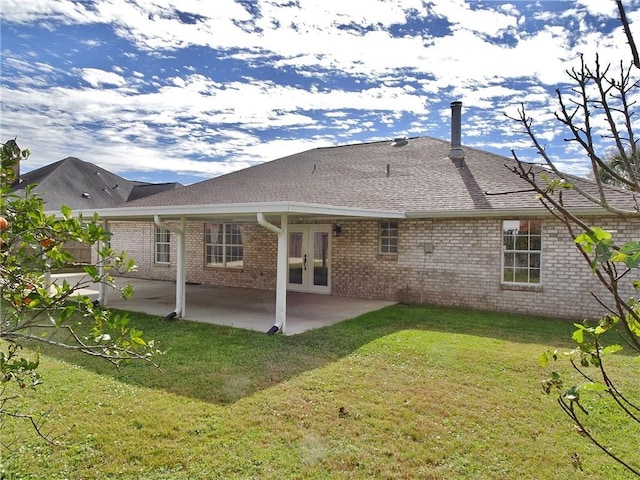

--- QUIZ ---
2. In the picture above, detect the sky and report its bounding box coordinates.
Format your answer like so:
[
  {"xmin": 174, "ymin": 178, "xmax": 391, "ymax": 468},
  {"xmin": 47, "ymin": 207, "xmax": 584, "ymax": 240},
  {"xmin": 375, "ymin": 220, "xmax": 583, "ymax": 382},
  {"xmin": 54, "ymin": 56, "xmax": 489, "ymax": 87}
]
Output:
[{"xmin": 1, "ymin": 0, "xmax": 639, "ymax": 185}]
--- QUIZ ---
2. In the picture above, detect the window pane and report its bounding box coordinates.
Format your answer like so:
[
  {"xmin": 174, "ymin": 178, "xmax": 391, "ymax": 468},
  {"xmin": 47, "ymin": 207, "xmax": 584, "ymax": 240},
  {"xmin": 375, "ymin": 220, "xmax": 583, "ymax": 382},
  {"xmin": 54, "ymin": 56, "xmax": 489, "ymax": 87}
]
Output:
[
  {"xmin": 502, "ymin": 220, "xmax": 542, "ymax": 285},
  {"xmin": 530, "ymin": 268, "xmax": 541, "ymax": 283},
  {"xmin": 288, "ymin": 232, "xmax": 303, "ymax": 284},
  {"xmin": 514, "ymin": 268, "xmax": 529, "ymax": 283},
  {"xmin": 213, "ymin": 245, "xmax": 223, "ymax": 264},
  {"xmin": 205, "ymin": 223, "xmax": 243, "ymax": 267},
  {"xmin": 503, "ymin": 220, "xmax": 520, "ymax": 234},
  {"xmin": 530, "ymin": 253, "xmax": 540, "ymax": 268},
  {"xmin": 155, "ymin": 227, "xmax": 170, "ymax": 263},
  {"xmin": 515, "ymin": 252, "xmax": 529, "ymax": 267},
  {"xmin": 313, "ymin": 232, "xmax": 329, "ymax": 287},
  {"xmin": 503, "ymin": 267, "xmax": 514, "ymax": 282},
  {"xmin": 530, "ymin": 235, "xmax": 541, "ymax": 250},
  {"xmin": 503, "ymin": 234, "xmax": 514, "ymax": 250},
  {"xmin": 380, "ymin": 221, "xmax": 398, "ymax": 254},
  {"xmin": 514, "ymin": 235, "xmax": 528, "ymax": 250},
  {"xmin": 529, "ymin": 220, "xmax": 542, "ymax": 235},
  {"xmin": 503, "ymin": 252, "xmax": 514, "ymax": 267}
]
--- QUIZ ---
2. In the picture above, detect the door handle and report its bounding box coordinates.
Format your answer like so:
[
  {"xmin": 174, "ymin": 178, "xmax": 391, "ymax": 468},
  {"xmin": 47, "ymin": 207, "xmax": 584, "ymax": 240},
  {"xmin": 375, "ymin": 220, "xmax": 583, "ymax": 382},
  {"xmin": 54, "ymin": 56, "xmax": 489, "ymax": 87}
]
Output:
[{"xmin": 303, "ymin": 254, "xmax": 307, "ymax": 271}]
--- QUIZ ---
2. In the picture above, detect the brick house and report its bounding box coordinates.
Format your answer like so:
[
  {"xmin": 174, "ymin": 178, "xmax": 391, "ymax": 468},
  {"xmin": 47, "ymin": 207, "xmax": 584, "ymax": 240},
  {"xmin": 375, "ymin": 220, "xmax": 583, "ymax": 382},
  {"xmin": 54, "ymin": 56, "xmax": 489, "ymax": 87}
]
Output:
[{"xmin": 77, "ymin": 103, "xmax": 638, "ymax": 333}]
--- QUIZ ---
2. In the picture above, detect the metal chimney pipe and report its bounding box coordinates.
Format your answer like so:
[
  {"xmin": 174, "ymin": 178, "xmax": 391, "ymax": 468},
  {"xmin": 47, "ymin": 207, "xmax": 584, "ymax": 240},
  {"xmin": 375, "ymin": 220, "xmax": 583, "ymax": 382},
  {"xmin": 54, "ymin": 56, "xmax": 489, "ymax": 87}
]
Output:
[{"xmin": 449, "ymin": 101, "xmax": 464, "ymax": 160}]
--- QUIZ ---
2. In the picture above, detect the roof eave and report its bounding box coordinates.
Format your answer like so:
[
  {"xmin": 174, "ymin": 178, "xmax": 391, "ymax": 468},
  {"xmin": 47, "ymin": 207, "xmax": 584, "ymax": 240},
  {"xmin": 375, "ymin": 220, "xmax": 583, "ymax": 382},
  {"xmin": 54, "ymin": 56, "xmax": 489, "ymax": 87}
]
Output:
[
  {"xmin": 48, "ymin": 201, "xmax": 406, "ymax": 221},
  {"xmin": 405, "ymin": 206, "xmax": 617, "ymax": 219}
]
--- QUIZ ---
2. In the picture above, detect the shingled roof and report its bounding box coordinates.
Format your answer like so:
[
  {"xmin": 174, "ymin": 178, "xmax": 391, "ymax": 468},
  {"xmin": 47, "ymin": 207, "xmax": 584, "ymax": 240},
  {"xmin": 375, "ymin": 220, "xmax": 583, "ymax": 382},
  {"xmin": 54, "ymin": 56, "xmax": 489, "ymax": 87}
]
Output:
[
  {"xmin": 11, "ymin": 157, "xmax": 182, "ymax": 209},
  {"xmin": 119, "ymin": 136, "xmax": 637, "ymax": 217}
]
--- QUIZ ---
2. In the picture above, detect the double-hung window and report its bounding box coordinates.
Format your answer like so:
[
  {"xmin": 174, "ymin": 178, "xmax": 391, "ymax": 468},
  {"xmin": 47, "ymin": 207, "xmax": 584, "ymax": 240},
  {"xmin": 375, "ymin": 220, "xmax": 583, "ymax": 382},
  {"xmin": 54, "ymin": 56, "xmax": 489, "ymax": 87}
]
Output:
[
  {"xmin": 155, "ymin": 226, "xmax": 171, "ymax": 264},
  {"xmin": 205, "ymin": 223, "xmax": 243, "ymax": 268},
  {"xmin": 502, "ymin": 220, "xmax": 542, "ymax": 284},
  {"xmin": 380, "ymin": 221, "xmax": 398, "ymax": 254}
]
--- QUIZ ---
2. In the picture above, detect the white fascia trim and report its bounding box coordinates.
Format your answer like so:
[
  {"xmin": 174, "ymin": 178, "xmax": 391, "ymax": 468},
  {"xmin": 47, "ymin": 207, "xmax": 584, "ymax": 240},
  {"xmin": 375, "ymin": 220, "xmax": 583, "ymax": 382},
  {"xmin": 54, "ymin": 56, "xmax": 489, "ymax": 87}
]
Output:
[
  {"xmin": 405, "ymin": 207, "xmax": 615, "ymax": 219},
  {"xmin": 54, "ymin": 202, "xmax": 405, "ymax": 220}
]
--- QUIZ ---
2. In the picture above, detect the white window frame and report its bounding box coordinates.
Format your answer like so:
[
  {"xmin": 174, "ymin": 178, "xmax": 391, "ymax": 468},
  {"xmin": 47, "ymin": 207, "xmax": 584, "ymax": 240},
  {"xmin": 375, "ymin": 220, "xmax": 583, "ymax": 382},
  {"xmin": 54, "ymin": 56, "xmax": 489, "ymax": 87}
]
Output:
[
  {"xmin": 154, "ymin": 226, "xmax": 171, "ymax": 264},
  {"xmin": 379, "ymin": 220, "xmax": 398, "ymax": 255},
  {"xmin": 205, "ymin": 223, "xmax": 244, "ymax": 268},
  {"xmin": 501, "ymin": 219, "xmax": 542, "ymax": 285}
]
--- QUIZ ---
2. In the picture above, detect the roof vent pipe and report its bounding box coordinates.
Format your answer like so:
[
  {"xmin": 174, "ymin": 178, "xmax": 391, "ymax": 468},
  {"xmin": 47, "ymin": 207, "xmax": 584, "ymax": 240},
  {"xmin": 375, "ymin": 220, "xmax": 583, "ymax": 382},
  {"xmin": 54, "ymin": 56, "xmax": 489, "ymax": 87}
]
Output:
[{"xmin": 449, "ymin": 101, "xmax": 464, "ymax": 161}]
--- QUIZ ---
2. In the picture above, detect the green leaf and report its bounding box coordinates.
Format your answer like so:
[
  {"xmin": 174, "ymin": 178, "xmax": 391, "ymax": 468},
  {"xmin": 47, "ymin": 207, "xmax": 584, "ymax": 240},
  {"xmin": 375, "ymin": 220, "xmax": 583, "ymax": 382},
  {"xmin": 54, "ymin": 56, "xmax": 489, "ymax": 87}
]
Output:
[
  {"xmin": 60, "ymin": 205, "xmax": 72, "ymax": 219},
  {"xmin": 131, "ymin": 336, "xmax": 147, "ymax": 346},
  {"xmin": 83, "ymin": 264, "xmax": 99, "ymax": 279},
  {"xmin": 538, "ymin": 349, "xmax": 559, "ymax": 367},
  {"xmin": 572, "ymin": 327, "xmax": 585, "ymax": 344},
  {"xmin": 538, "ymin": 352, "xmax": 549, "ymax": 367},
  {"xmin": 602, "ymin": 344, "xmax": 623, "ymax": 355},
  {"xmin": 581, "ymin": 382, "xmax": 607, "ymax": 392},
  {"xmin": 589, "ymin": 227, "xmax": 612, "ymax": 242}
]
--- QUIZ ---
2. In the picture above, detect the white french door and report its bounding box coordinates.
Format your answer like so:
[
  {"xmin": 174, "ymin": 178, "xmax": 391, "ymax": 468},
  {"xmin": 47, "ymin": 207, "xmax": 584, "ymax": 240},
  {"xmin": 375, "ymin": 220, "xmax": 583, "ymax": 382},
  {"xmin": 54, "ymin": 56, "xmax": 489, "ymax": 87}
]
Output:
[{"xmin": 287, "ymin": 225, "xmax": 331, "ymax": 294}]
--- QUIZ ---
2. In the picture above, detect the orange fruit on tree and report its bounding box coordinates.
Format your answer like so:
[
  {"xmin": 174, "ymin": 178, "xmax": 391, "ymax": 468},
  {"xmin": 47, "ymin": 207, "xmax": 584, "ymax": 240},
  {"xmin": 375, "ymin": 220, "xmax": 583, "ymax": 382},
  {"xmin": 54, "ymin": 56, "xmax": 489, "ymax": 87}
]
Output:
[
  {"xmin": 39, "ymin": 238, "xmax": 54, "ymax": 248},
  {"xmin": 0, "ymin": 216, "xmax": 8, "ymax": 231}
]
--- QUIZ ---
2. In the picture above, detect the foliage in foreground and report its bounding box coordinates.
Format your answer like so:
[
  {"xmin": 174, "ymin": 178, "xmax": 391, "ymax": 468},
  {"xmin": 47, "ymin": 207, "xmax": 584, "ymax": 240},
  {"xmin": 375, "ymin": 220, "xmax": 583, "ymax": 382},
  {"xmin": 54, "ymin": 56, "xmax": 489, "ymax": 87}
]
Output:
[
  {"xmin": 0, "ymin": 139, "xmax": 161, "ymax": 445},
  {"xmin": 508, "ymin": 2, "xmax": 639, "ymax": 475}
]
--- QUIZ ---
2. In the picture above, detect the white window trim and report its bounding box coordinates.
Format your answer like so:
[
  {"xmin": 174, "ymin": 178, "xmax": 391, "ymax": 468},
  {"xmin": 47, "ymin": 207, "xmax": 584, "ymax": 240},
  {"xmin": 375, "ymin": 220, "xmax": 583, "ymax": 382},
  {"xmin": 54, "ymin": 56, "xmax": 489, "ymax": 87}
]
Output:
[
  {"xmin": 204, "ymin": 223, "xmax": 244, "ymax": 269},
  {"xmin": 501, "ymin": 219, "xmax": 542, "ymax": 286},
  {"xmin": 379, "ymin": 220, "xmax": 399, "ymax": 255},
  {"xmin": 154, "ymin": 226, "xmax": 171, "ymax": 265}
]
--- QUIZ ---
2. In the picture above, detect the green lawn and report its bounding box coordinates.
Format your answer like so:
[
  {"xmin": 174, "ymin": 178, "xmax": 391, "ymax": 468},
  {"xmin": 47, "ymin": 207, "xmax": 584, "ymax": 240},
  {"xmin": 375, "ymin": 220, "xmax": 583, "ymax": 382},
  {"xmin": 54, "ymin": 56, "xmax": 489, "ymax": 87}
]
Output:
[{"xmin": 1, "ymin": 304, "xmax": 637, "ymax": 479}]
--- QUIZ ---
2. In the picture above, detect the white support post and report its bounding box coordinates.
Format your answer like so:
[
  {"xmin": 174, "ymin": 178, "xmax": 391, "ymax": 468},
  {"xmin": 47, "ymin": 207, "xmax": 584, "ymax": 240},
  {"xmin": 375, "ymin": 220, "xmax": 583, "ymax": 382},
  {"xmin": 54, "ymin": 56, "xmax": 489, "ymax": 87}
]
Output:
[
  {"xmin": 176, "ymin": 217, "xmax": 186, "ymax": 318},
  {"xmin": 154, "ymin": 215, "xmax": 185, "ymax": 319},
  {"xmin": 257, "ymin": 212, "xmax": 288, "ymax": 334},
  {"xmin": 98, "ymin": 219, "xmax": 109, "ymax": 306},
  {"xmin": 275, "ymin": 213, "xmax": 288, "ymax": 333}
]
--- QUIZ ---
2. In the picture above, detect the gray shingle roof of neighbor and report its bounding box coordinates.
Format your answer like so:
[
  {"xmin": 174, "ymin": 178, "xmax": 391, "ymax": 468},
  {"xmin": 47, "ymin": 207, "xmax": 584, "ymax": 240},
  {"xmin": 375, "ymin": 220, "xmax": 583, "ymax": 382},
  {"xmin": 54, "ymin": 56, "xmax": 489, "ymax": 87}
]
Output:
[
  {"xmin": 121, "ymin": 136, "xmax": 638, "ymax": 215},
  {"xmin": 11, "ymin": 157, "xmax": 182, "ymax": 210}
]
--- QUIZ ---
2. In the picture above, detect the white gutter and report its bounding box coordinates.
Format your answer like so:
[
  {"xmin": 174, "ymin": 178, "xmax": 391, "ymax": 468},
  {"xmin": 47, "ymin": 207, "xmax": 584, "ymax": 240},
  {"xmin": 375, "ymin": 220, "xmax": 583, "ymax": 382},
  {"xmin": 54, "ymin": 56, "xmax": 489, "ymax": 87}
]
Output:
[
  {"xmin": 56, "ymin": 201, "xmax": 406, "ymax": 221},
  {"xmin": 154, "ymin": 215, "xmax": 186, "ymax": 320},
  {"xmin": 257, "ymin": 212, "xmax": 288, "ymax": 334},
  {"xmin": 57, "ymin": 201, "xmax": 620, "ymax": 223},
  {"xmin": 405, "ymin": 206, "xmax": 621, "ymax": 219},
  {"xmin": 97, "ymin": 219, "xmax": 109, "ymax": 305}
]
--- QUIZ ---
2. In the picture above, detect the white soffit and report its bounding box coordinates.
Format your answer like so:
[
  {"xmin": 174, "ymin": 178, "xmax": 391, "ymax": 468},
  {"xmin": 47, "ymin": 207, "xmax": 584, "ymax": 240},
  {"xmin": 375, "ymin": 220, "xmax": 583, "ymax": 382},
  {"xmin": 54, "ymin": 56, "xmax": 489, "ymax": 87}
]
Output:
[
  {"xmin": 405, "ymin": 206, "xmax": 615, "ymax": 218},
  {"xmin": 51, "ymin": 202, "xmax": 406, "ymax": 221}
]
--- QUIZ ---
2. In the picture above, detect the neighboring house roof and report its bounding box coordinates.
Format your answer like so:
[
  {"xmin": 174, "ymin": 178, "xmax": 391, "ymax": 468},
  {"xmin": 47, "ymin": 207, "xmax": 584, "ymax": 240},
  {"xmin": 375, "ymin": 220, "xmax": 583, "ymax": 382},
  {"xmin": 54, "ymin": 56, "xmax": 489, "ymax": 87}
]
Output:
[
  {"xmin": 11, "ymin": 157, "xmax": 182, "ymax": 209},
  {"xmin": 117, "ymin": 135, "xmax": 637, "ymax": 218}
]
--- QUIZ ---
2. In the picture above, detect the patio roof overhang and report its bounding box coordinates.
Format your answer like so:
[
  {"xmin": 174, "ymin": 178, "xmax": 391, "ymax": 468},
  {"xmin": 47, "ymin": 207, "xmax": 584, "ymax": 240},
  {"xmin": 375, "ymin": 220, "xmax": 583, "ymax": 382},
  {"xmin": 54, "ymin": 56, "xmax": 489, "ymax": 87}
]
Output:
[{"xmin": 54, "ymin": 201, "xmax": 407, "ymax": 222}]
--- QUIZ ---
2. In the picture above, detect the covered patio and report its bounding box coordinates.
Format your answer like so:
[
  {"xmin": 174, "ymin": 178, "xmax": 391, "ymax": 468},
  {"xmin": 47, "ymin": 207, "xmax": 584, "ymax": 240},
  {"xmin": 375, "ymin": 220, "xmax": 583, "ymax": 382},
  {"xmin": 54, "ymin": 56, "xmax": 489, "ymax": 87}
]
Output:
[
  {"xmin": 54, "ymin": 273, "xmax": 396, "ymax": 335},
  {"xmin": 67, "ymin": 202, "xmax": 404, "ymax": 335}
]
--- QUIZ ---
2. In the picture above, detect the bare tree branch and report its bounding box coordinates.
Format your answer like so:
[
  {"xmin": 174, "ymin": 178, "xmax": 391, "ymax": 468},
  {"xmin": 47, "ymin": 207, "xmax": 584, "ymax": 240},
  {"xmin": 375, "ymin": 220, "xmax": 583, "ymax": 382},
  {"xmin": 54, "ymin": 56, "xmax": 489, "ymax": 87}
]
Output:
[{"xmin": 617, "ymin": 0, "xmax": 640, "ymax": 69}]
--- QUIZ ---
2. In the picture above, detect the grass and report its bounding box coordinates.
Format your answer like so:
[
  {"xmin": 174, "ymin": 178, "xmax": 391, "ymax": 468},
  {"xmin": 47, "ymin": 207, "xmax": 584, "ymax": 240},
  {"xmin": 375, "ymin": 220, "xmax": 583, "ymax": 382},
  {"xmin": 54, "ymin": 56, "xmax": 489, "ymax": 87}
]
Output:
[{"xmin": 1, "ymin": 304, "xmax": 638, "ymax": 479}]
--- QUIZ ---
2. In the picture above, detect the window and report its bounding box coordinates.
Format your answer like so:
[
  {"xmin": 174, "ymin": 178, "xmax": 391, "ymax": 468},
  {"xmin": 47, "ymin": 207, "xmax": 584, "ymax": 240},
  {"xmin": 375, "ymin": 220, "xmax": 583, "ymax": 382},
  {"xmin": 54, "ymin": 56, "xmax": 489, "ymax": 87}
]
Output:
[
  {"xmin": 205, "ymin": 223, "xmax": 243, "ymax": 268},
  {"xmin": 380, "ymin": 220, "xmax": 398, "ymax": 254},
  {"xmin": 502, "ymin": 220, "xmax": 542, "ymax": 284},
  {"xmin": 155, "ymin": 226, "xmax": 170, "ymax": 264}
]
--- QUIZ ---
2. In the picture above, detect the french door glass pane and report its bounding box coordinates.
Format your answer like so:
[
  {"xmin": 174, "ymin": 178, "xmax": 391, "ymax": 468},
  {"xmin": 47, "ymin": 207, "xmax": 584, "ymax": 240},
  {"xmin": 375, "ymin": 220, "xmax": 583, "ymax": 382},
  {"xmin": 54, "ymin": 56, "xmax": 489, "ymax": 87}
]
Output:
[
  {"xmin": 288, "ymin": 232, "xmax": 303, "ymax": 285},
  {"xmin": 313, "ymin": 232, "xmax": 329, "ymax": 287}
]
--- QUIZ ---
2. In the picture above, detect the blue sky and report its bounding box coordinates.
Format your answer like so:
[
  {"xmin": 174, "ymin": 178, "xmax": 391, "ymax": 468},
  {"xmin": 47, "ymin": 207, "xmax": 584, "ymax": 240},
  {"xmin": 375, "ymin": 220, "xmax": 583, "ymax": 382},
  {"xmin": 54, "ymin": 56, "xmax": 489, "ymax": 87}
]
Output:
[{"xmin": 1, "ymin": 0, "xmax": 639, "ymax": 185}]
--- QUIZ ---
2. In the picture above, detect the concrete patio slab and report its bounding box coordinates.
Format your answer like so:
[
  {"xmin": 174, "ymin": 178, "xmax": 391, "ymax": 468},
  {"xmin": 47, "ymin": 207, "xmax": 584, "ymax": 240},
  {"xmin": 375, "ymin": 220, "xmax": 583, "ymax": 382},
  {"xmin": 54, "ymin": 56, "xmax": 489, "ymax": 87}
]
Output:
[{"xmin": 52, "ymin": 273, "xmax": 396, "ymax": 335}]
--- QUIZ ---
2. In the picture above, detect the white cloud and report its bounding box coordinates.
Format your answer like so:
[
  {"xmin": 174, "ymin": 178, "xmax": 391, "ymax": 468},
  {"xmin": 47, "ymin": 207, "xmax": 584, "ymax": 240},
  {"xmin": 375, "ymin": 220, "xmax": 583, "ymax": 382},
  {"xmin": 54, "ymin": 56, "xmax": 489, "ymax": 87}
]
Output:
[
  {"xmin": 431, "ymin": 0, "xmax": 518, "ymax": 37},
  {"xmin": 1, "ymin": 0, "xmax": 637, "ymax": 181},
  {"xmin": 574, "ymin": 0, "xmax": 619, "ymax": 17},
  {"xmin": 81, "ymin": 68, "xmax": 126, "ymax": 88}
]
